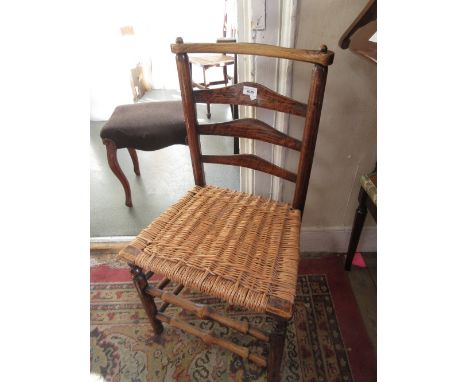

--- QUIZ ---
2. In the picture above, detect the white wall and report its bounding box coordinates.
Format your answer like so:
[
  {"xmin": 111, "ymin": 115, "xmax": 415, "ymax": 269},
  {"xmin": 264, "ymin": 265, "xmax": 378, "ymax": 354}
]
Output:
[{"xmin": 90, "ymin": 0, "xmax": 227, "ymax": 121}]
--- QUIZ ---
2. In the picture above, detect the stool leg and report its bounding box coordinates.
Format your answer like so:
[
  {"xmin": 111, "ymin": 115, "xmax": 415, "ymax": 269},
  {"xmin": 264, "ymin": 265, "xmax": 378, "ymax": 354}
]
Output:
[
  {"xmin": 127, "ymin": 148, "xmax": 140, "ymax": 176},
  {"xmin": 130, "ymin": 265, "xmax": 164, "ymax": 336},
  {"xmin": 102, "ymin": 139, "xmax": 132, "ymax": 207},
  {"xmin": 345, "ymin": 187, "xmax": 368, "ymax": 270},
  {"xmin": 267, "ymin": 316, "xmax": 287, "ymax": 382}
]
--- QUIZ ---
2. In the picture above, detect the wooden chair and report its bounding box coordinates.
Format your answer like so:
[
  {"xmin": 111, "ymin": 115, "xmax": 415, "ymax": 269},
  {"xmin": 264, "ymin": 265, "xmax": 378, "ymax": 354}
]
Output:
[
  {"xmin": 118, "ymin": 38, "xmax": 334, "ymax": 381},
  {"xmin": 189, "ymin": 38, "xmax": 237, "ymax": 119}
]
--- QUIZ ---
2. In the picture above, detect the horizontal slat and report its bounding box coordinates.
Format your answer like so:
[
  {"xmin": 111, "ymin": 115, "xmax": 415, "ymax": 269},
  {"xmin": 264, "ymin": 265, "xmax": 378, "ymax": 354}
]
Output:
[
  {"xmin": 201, "ymin": 154, "xmax": 297, "ymax": 183},
  {"xmin": 171, "ymin": 42, "xmax": 334, "ymax": 66},
  {"xmin": 198, "ymin": 119, "xmax": 302, "ymax": 151},
  {"xmin": 146, "ymin": 285, "xmax": 269, "ymax": 342},
  {"xmin": 156, "ymin": 312, "xmax": 267, "ymax": 367},
  {"xmin": 194, "ymin": 82, "xmax": 307, "ymax": 117}
]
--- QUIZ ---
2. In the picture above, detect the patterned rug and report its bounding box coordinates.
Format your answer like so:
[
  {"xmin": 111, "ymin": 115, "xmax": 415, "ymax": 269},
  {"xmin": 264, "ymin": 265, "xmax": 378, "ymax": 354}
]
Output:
[{"xmin": 91, "ymin": 255, "xmax": 375, "ymax": 381}]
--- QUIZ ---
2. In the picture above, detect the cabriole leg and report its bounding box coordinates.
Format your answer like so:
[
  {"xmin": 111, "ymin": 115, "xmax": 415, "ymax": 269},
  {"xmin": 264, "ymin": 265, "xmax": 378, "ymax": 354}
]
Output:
[{"xmin": 103, "ymin": 139, "xmax": 133, "ymax": 207}]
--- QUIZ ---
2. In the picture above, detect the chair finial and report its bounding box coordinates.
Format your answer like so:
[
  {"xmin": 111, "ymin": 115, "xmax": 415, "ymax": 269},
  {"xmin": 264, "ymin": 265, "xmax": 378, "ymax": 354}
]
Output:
[
  {"xmin": 320, "ymin": 44, "xmax": 328, "ymax": 53},
  {"xmin": 176, "ymin": 37, "xmax": 184, "ymax": 44}
]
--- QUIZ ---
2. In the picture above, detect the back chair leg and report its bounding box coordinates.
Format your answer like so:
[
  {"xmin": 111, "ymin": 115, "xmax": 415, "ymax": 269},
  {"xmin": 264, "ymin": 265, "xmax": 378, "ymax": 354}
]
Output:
[
  {"xmin": 103, "ymin": 139, "xmax": 133, "ymax": 207},
  {"xmin": 345, "ymin": 187, "xmax": 368, "ymax": 270},
  {"xmin": 267, "ymin": 316, "xmax": 288, "ymax": 382},
  {"xmin": 130, "ymin": 264, "xmax": 164, "ymax": 337},
  {"xmin": 127, "ymin": 148, "xmax": 140, "ymax": 176}
]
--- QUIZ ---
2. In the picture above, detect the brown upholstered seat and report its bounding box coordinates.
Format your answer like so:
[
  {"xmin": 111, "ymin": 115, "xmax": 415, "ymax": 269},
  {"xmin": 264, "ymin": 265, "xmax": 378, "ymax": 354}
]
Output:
[
  {"xmin": 119, "ymin": 185, "xmax": 301, "ymax": 319},
  {"xmin": 100, "ymin": 101, "xmax": 187, "ymax": 151},
  {"xmin": 100, "ymin": 100, "xmax": 187, "ymax": 207}
]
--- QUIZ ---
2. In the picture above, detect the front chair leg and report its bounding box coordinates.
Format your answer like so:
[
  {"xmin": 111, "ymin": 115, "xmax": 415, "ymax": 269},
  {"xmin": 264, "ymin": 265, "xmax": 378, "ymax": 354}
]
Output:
[
  {"xmin": 130, "ymin": 264, "xmax": 164, "ymax": 336},
  {"xmin": 102, "ymin": 138, "xmax": 133, "ymax": 207},
  {"xmin": 267, "ymin": 316, "xmax": 288, "ymax": 382}
]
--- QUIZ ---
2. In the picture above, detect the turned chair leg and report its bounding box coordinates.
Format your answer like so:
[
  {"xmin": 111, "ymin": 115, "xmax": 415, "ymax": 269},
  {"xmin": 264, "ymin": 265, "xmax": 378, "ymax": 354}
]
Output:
[
  {"xmin": 130, "ymin": 264, "xmax": 164, "ymax": 336},
  {"xmin": 103, "ymin": 139, "xmax": 133, "ymax": 207},
  {"xmin": 345, "ymin": 187, "xmax": 369, "ymax": 271},
  {"xmin": 267, "ymin": 316, "xmax": 288, "ymax": 382},
  {"xmin": 127, "ymin": 148, "xmax": 140, "ymax": 176}
]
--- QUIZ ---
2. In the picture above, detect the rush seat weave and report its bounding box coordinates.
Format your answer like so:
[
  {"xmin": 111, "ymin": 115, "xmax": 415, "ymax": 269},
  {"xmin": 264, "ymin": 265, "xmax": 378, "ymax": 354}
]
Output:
[{"xmin": 119, "ymin": 185, "xmax": 301, "ymax": 319}]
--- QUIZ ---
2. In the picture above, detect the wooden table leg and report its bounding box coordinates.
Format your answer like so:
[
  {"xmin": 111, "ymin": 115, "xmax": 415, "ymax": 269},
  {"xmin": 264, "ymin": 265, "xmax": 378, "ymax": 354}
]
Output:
[{"xmin": 345, "ymin": 187, "xmax": 369, "ymax": 270}]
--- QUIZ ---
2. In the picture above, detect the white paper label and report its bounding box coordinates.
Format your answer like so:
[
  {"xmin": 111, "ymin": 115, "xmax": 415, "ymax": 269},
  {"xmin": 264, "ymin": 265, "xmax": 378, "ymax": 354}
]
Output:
[{"xmin": 243, "ymin": 86, "xmax": 257, "ymax": 100}]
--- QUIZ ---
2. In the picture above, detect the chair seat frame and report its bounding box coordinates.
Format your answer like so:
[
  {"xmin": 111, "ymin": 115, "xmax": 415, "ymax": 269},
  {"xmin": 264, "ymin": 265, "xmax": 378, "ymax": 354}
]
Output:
[{"xmin": 119, "ymin": 38, "xmax": 334, "ymax": 381}]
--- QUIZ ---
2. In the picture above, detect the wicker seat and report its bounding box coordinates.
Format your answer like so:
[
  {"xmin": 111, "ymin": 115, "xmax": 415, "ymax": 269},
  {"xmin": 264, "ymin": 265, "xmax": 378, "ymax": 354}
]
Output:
[
  {"xmin": 117, "ymin": 39, "xmax": 334, "ymax": 381},
  {"xmin": 121, "ymin": 185, "xmax": 301, "ymax": 318}
]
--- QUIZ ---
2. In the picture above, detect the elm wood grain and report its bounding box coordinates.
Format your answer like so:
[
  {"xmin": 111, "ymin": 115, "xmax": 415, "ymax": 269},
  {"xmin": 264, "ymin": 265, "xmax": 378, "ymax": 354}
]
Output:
[
  {"xmin": 292, "ymin": 64, "xmax": 328, "ymax": 213},
  {"xmin": 146, "ymin": 285, "xmax": 269, "ymax": 342},
  {"xmin": 102, "ymin": 138, "xmax": 133, "ymax": 207},
  {"xmin": 267, "ymin": 316, "xmax": 288, "ymax": 382},
  {"xmin": 198, "ymin": 118, "xmax": 302, "ymax": 151},
  {"xmin": 175, "ymin": 49, "xmax": 205, "ymax": 186},
  {"xmin": 201, "ymin": 154, "xmax": 297, "ymax": 183},
  {"xmin": 155, "ymin": 312, "xmax": 267, "ymax": 367},
  {"xmin": 194, "ymin": 82, "xmax": 308, "ymax": 117},
  {"xmin": 171, "ymin": 42, "xmax": 334, "ymax": 66},
  {"xmin": 130, "ymin": 265, "xmax": 163, "ymax": 336},
  {"xmin": 127, "ymin": 147, "xmax": 140, "ymax": 176}
]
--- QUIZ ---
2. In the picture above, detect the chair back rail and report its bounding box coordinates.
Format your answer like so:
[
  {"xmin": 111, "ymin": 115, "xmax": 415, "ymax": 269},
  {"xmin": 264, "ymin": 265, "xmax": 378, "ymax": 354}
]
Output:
[
  {"xmin": 194, "ymin": 82, "xmax": 308, "ymax": 117},
  {"xmin": 201, "ymin": 154, "xmax": 297, "ymax": 183},
  {"xmin": 197, "ymin": 119, "xmax": 302, "ymax": 151},
  {"xmin": 171, "ymin": 42, "xmax": 334, "ymax": 66},
  {"xmin": 173, "ymin": 38, "xmax": 332, "ymax": 213}
]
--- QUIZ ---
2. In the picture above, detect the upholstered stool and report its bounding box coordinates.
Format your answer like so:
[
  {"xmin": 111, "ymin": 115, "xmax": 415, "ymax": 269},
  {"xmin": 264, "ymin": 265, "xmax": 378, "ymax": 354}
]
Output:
[{"xmin": 100, "ymin": 101, "xmax": 187, "ymax": 207}]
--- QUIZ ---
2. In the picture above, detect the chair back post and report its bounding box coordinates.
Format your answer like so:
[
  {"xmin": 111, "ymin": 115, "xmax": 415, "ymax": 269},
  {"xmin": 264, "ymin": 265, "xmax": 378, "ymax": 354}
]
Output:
[
  {"xmin": 175, "ymin": 37, "xmax": 206, "ymax": 186},
  {"xmin": 173, "ymin": 39, "xmax": 334, "ymax": 205},
  {"xmin": 292, "ymin": 58, "xmax": 329, "ymax": 213}
]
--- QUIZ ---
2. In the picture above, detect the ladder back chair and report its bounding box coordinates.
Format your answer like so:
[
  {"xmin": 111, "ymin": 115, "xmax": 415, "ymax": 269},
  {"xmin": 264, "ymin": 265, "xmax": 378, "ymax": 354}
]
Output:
[{"xmin": 118, "ymin": 38, "xmax": 334, "ymax": 381}]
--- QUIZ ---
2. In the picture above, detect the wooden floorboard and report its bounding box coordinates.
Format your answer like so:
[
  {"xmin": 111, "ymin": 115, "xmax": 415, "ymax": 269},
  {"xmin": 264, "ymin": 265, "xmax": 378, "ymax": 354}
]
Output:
[
  {"xmin": 347, "ymin": 252, "xmax": 377, "ymax": 353},
  {"xmin": 363, "ymin": 252, "xmax": 377, "ymax": 288},
  {"xmin": 90, "ymin": 242, "xmax": 129, "ymax": 255}
]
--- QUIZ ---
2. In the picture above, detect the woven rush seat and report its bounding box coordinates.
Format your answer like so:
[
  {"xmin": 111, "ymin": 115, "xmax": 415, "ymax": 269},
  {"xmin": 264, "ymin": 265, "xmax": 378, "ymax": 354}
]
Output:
[{"xmin": 119, "ymin": 185, "xmax": 301, "ymax": 319}]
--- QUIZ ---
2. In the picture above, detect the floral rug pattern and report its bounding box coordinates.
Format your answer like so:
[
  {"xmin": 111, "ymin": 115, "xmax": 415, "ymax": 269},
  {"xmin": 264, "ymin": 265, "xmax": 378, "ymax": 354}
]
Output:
[{"xmin": 91, "ymin": 263, "xmax": 354, "ymax": 382}]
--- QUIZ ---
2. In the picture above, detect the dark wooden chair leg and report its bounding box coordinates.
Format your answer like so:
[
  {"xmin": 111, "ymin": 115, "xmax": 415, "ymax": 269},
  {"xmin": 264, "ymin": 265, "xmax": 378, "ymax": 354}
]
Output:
[
  {"xmin": 130, "ymin": 264, "xmax": 164, "ymax": 336},
  {"xmin": 127, "ymin": 148, "xmax": 140, "ymax": 176},
  {"xmin": 345, "ymin": 187, "xmax": 369, "ymax": 270},
  {"xmin": 103, "ymin": 138, "xmax": 133, "ymax": 207},
  {"xmin": 267, "ymin": 316, "xmax": 288, "ymax": 382}
]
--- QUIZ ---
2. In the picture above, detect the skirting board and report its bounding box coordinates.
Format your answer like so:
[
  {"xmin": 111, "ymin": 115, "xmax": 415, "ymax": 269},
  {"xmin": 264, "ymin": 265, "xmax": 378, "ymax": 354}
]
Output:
[
  {"xmin": 91, "ymin": 226, "xmax": 377, "ymax": 253},
  {"xmin": 300, "ymin": 226, "xmax": 377, "ymax": 253}
]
